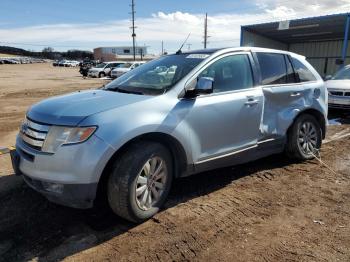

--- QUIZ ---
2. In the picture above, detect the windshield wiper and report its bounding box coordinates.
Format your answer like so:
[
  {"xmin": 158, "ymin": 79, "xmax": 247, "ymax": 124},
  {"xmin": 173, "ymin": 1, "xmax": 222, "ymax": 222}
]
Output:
[{"xmin": 108, "ymin": 87, "xmax": 144, "ymax": 95}]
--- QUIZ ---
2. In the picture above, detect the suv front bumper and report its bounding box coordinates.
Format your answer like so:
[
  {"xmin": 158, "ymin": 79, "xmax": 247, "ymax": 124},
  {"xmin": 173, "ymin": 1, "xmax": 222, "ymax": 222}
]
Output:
[{"xmin": 12, "ymin": 134, "xmax": 114, "ymax": 208}]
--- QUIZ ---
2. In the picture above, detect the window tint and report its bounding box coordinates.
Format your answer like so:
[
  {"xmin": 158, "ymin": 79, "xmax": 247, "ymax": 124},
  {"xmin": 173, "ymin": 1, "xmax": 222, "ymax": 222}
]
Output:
[
  {"xmin": 95, "ymin": 63, "xmax": 106, "ymax": 68},
  {"xmin": 286, "ymin": 56, "xmax": 297, "ymax": 83},
  {"xmin": 291, "ymin": 57, "xmax": 317, "ymax": 82},
  {"xmin": 332, "ymin": 67, "xmax": 350, "ymax": 80},
  {"xmin": 199, "ymin": 54, "xmax": 253, "ymax": 93},
  {"xmin": 105, "ymin": 54, "xmax": 206, "ymax": 95},
  {"xmin": 256, "ymin": 53, "xmax": 287, "ymax": 85},
  {"xmin": 120, "ymin": 63, "xmax": 132, "ymax": 68}
]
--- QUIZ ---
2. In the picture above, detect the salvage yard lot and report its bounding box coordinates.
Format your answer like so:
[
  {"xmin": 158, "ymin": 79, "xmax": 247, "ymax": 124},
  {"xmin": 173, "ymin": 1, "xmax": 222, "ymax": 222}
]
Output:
[{"xmin": 0, "ymin": 63, "xmax": 350, "ymax": 261}]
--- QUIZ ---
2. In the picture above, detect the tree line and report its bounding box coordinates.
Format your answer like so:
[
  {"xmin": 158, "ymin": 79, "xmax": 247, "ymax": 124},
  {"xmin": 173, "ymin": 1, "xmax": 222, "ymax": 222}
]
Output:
[{"xmin": 0, "ymin": 46, "xmax": 94, "ymax": 60}]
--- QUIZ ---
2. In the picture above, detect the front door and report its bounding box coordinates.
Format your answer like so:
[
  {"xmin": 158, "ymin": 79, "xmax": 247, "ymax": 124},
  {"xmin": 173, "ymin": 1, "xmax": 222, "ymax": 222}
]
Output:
[{"xmin": 182, "ymin": 53, "xmax": 263, "ymax": 164}]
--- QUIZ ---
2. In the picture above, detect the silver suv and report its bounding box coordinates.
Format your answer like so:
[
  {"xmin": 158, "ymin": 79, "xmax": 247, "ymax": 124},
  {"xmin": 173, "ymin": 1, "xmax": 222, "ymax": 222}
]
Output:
[{"xmin": 12, "ymin": 47, "xmax": 327, "ymax": 222}]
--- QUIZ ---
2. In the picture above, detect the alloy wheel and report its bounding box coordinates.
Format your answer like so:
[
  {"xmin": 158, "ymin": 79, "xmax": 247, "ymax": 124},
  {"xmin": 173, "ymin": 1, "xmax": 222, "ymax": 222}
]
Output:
[
  {"xmin": 135, "ymin": 156, "xmax": 167, "ymax": 211},
  {"xmin": 298, "ymin": 121, "xmax": 318, "ymax": 155}
]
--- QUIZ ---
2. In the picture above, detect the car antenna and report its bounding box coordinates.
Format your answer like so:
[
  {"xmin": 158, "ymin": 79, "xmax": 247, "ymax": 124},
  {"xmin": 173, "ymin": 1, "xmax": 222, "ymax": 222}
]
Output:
[{"xmin": 176, "ymin": 33, "xmax": 191, "ymax": 55}]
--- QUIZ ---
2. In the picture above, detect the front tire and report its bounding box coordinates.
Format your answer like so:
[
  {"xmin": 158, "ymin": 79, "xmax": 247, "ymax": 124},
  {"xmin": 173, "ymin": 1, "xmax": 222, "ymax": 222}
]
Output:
[
  {"xmin": 99, "ymin": 72, "xmax": 105, "ymax": 78},
  {"xmin": 107, "ymin": 142, "xmax": 173, "ymax": 222},
  {"xmin": 286, "ymin": 114, "xmax": 322, "ymax": 160}
]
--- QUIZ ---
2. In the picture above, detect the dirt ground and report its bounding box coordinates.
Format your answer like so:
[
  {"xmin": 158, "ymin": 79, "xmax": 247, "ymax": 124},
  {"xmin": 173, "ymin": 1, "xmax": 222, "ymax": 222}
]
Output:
[{"xmin": 0, "ymin": 63, "xmax": 350, "ymax": 262}]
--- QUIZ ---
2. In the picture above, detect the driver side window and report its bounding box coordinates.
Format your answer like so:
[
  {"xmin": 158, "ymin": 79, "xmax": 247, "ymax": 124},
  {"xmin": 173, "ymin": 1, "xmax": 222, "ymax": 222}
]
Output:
[{"xmin": 199, "ymin": 54, "xmax": 254, "ymax": 93}]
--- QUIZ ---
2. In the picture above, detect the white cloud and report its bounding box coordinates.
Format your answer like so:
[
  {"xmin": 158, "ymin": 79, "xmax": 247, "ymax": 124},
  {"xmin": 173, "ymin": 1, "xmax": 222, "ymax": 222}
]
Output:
[
  {"xmin": 265, "ymin": 6, "xmax": 296, "ymax": 19},
  {"xmin": 257, "ymin": 0, "xmax": 350, "ymax": 19},
  {"xmin": 0, "ymin": 0, "xmax": 350, "ymax": 54}
]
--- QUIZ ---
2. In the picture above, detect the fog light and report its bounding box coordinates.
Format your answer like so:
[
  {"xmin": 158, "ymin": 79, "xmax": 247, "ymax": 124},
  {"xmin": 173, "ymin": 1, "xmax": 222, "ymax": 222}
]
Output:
[{"xmin": 41, "ymin": 181, "xmax": 64, "ymax": 194}]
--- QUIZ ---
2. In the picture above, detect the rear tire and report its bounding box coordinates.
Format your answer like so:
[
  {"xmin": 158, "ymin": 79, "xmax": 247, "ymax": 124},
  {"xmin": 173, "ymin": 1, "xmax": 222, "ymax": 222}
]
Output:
[
  {"xmin": 286, "ymin": 114, "xmax": 322, "ymax": 160},
  {"xmin": 107, "ymin": 141, "xmax": 173, "ymax": 223}
]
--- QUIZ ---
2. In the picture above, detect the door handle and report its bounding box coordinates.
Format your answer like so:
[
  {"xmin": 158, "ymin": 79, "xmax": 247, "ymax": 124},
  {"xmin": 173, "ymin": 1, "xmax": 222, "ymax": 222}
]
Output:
[
  {"xmin": 290, "ymin": 92, "xmax": 301, "ymax": 97},
  {"xmin": 245, "ymin": 98, "xmax": 259, "ymax": 106}
]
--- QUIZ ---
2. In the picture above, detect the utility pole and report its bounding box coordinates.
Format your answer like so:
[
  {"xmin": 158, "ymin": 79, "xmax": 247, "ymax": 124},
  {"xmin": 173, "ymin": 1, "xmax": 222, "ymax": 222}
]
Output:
[
  {"xmin": 161, "ymin": 41, "xmax": 164, "ymax": 55},
  {"xmin": 204, "ymin": 13, "xmax": 208, "ymax": 49},
  {"xmin": 130, "ymin": 0, "xmax": 136, "ymax": 61},
  {"xmin": 186, "ymin": 43, "xmax": 192, "ymax": 50}
]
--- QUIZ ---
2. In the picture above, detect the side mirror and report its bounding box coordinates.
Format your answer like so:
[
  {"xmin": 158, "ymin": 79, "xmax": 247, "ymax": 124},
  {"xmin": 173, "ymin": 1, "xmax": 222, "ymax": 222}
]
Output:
[
  {"xmin": 194, "ymin": 77, "xmax": 214, "ymax": 95},
  {"xmin": 324, "ymin": 75, "xmax": 332, "ymax": 81}
]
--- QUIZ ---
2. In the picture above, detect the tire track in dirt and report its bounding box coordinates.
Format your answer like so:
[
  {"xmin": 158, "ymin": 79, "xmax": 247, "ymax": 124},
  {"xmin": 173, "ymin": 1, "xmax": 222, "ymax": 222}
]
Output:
[
  {"xmin": 0, "ymin": 108, "xmax": 350, "ymax": 261},
  {"xmin": 63, "ymin": 136, "xmax": 350, "ymax": 262}
]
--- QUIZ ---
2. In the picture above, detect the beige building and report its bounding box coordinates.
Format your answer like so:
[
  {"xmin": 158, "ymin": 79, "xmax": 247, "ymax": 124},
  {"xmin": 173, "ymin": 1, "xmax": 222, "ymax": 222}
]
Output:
[{"xmin": 93, "ymin": 46, "xmax": 156, "ymax": 61}]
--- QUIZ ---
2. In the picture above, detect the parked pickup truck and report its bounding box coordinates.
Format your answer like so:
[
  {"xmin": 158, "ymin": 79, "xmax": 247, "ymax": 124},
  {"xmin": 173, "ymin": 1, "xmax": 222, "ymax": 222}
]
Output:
[{"xmin": 11, "ymin": 47, "xmax": 327, "ymax": 222}]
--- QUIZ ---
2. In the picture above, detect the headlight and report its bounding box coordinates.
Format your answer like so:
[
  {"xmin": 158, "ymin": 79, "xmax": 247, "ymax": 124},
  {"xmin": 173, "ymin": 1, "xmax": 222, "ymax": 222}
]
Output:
[{"xmin": 42, "ymin": 126, "xmax": 97, "ymax": 153}]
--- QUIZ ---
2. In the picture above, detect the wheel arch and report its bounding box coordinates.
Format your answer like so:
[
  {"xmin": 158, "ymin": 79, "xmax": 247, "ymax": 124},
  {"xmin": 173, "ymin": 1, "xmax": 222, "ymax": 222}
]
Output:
[
  {"xmin": 288, "ymin": 108, "xmax": 326, "ymax": 139},
  {"xmin": 94, "ymin": 132, "xmax": 189, "ymax": 204}
]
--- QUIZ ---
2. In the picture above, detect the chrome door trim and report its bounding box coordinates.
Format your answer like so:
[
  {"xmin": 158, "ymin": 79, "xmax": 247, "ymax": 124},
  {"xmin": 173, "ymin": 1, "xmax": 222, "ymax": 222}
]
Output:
[{"xmin": 195, "ymin": 144, "xmax": 258, "ymax": 164}]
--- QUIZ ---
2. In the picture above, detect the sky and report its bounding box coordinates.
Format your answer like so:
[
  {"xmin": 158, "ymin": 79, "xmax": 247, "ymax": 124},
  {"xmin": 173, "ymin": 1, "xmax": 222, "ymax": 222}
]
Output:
[{"xmin": 0, "ymin": 0, "xmax": 350, "ymax": 54}]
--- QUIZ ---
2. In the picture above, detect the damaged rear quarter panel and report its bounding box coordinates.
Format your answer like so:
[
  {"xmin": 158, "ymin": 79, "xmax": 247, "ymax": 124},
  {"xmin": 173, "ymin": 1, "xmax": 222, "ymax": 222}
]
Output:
[{"xmin": 261, "ymin": 80, "xmax": 326, "ymax": 137}]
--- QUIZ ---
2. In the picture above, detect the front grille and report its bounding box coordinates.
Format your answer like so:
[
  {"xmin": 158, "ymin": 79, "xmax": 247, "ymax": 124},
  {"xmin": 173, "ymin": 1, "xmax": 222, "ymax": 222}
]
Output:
[
  {"xmin": 20, "ymin": 118, "xmax": 50, "ymax": 151},
  {"xmin": 329, "ymin": 103, "xmax": 350, "ymax": 109},
  {"xmin": 329, "ymin": 91, "xmax": 344, "ymax": 96}
]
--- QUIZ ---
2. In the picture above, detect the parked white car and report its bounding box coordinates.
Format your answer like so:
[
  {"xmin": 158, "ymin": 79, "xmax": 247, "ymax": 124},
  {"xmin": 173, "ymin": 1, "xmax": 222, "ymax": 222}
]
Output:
[
  {"xmin": 58, "ymin": 60, "xmax": 67, "ymax": 67},
  {"xmin": 326, "ymin": 65, "xmax": 350, "ymax": 110},
  {"xmin": 88, "ymin": 61, "xmax": 127, "ymax": 78},
  {"xmin": 64, "ymin": 60, "xmax": 80, "ymax": 67},
  {"xmin": 110, "ymin": 61, "xmax": 146, "ymax": 79}
]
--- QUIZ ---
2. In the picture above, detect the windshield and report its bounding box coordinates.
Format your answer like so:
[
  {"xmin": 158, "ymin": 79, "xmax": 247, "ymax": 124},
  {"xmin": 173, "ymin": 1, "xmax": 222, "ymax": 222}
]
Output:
[
  {"xmin": 95, "ymin": 63, "xmax": 106, "ymax": 68},
  {"xmin": 332, "ymin": 67, "xmax": 350, "ymax": 80},
  {"xmin": 104, "ymin": 54, "xmax": 209, "ymax": 95},
  {"xmin": 119, "ymin": 63, "xmax": 133, "ymax": 68}
]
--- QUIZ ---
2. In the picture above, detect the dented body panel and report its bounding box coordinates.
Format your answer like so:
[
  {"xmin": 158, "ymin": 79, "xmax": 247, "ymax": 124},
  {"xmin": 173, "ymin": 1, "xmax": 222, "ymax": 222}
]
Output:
[{"xmin": 13, "ymin": 47, "xmax": 327, "ymax": 208}]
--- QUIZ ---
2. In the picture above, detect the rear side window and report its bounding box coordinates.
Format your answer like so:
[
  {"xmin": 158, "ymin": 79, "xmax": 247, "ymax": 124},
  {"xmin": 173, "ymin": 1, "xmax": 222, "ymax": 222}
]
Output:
[
  {"xmin": 256, "ymin": 53, "xmax": 287, "ymax": 85},
  {"xmin": 286, "ymin": 56, "xmax": 297, "ymax": 83},
  {"xmin": 291, "ymin": 57, "xmax": 317, "ymax": 82}
]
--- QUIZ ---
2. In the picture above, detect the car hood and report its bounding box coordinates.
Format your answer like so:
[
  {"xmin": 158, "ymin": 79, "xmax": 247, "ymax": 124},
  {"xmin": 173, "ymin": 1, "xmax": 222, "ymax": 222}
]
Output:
[
  {"xmin": 27, "ymin": 89, "xmax": 152, "ymax": 126},
  {"xmin": 325, "ymin": 80, "xmax": 350, "ymax": 90}
]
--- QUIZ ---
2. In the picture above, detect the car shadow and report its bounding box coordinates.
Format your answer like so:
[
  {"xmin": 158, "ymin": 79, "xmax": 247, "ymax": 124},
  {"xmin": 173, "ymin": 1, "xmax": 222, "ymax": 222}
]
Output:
[
  {"xmin": 328, "ymin": 109, "xmax": 350, "ymax": 124},
  {"xmin": 0, "ymin": 153, "xmax": 298, "ymax": 262}
]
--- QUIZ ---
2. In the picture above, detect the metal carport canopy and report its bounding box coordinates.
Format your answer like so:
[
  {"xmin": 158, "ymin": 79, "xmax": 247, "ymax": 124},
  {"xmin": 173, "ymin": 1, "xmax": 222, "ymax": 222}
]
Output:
[{"xmin": 242, "ymin": 13, "xmax": 349, "ymax": 44}]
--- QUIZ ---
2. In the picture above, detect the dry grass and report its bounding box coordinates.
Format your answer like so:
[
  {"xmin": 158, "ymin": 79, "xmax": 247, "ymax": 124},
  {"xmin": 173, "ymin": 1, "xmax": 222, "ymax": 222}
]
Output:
[{"xmin": 0, "ymin": 53, "xmax": 20, "ymax": 57}]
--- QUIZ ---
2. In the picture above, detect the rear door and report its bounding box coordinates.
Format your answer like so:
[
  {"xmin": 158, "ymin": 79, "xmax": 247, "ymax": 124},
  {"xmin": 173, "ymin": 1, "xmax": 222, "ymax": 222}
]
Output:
[{"xmin": 254, "ymin": 52, "xmax": 311, "ymax": 137}]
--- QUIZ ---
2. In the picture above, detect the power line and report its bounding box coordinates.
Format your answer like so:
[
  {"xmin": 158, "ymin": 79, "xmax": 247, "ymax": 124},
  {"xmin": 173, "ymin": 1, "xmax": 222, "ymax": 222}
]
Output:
[{"xmin": 2, "ymin": 5, "xmax": 345, "ymax": 53}]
